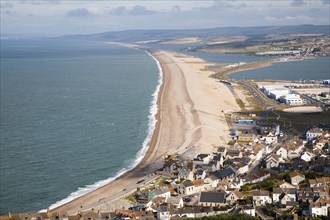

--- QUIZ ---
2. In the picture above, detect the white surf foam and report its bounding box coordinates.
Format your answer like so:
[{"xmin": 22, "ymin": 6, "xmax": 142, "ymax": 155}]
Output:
[{"xmin": 44, "ymin": 47, "xmax": 164, "ymax": 211}]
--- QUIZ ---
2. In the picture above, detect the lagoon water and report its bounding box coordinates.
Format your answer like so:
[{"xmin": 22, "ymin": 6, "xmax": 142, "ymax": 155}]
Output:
[
  {"xmin": 229, "ymin": 57, "xmax": 330, "ymax": 80},
  {"xmin": 186, "ymin": 51, "xmax": 329, "ymax": 80},
  {"xmin": 0, "ymin": 39, "xmax": 159, "ymax": 214}
]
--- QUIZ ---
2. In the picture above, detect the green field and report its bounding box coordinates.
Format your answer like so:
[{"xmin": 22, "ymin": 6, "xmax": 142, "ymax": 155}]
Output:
[{"xmin": 267, "ymin": 110, "xmax": 330, "ymax": 133}]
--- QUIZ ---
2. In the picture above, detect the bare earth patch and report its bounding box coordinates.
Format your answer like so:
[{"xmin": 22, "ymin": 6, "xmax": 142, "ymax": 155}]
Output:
[{"xmin": 282, "ymin": 106, "xmax": 323, "ymax": 113}]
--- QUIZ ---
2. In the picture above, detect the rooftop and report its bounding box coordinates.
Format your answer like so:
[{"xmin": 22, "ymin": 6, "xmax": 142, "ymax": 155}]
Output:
[{"xmin": 200, "ymin": 191, "xmax": 226, "ymax": 203}]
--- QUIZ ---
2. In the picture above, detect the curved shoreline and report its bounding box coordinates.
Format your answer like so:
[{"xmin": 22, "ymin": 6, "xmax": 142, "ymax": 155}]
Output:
[
  {"xmin": 49, "ymin": 47, "xmax": 166, "ymax": 213},
  {"xmin": 50, "ymin": 47, "xmax": 239, "ymax": 214},
  {"xmin": 46, "ymin": 45, "xmax": 163, "ymax": 211}
]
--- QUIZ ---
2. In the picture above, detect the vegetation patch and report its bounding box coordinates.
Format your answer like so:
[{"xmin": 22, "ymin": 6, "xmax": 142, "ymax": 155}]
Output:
[
  {"xmin": 235, "ymin": 98, "xmax": 246, "ymax": 111},
  {"xmin": 267, "ymin": 111, "xmax": 330, "ymax": 133},
  {"xmin": 193, "ymin": 213, "xmax": 259, "ymax": 220}
]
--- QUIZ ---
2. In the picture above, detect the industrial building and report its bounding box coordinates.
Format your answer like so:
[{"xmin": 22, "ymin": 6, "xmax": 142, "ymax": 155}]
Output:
[{"xmin": 279, "ymin": 94, "xmax": 303, "ymax": 105}]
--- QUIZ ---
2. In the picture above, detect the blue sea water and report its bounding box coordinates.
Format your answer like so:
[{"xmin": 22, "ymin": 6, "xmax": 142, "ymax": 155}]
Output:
[{"xmin": 0, "ymin": 39, "xmax": 160, "ymax": 214}]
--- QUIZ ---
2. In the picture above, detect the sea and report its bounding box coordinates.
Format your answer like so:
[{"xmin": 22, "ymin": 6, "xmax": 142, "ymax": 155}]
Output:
[
  {"xmin": 0, "ymin": 39, "xmax": 161, "ymax": 214},
  {"xmin": 1, "ymin": 39, "xmax": 329, "ymax": 215}
]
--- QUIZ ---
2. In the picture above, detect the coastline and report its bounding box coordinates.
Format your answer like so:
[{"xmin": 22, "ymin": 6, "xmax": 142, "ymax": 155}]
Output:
[
  {"xmin": 45, "ymin": 44, "xmax": 163, "ymax": 211},
  {"xmin": 49, "ymin": 46, "xmax": 165, "ymax": 213},
  {"xmin": 50, "ymin": 47, "xmax": 240, "ymax": 214}
]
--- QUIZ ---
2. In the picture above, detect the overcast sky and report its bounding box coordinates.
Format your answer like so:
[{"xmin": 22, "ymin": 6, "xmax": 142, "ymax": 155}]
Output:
[{"xmin": 1, "ymin": 0, "xmax": 329, "ymax": 36}]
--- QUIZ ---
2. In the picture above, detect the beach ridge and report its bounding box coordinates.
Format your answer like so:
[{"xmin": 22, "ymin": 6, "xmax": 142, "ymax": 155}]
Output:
[{"xmin": 50, "ymin": 46, "xmax": 240, "ymax": 213}]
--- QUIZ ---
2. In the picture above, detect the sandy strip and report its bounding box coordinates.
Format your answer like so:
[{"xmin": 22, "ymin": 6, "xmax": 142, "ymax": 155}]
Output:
[
  {"xmin": 282, "ymin": 106, "xmax": 323, "ymax": 113},
  {"xmin": 50, "ymin": 49, "xmax": 239, "ymax": 214}
]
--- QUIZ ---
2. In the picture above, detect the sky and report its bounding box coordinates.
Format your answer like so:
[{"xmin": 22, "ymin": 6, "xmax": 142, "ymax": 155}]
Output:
[{"xmin": 1, "ymin": 0, "xmax": 329, "ymax": 36}]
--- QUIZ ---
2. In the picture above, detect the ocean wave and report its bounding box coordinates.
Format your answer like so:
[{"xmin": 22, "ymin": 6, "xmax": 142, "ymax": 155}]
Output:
[{"xmin": 44, "ymin": 48, "xmax": 163, "ymax": 211}]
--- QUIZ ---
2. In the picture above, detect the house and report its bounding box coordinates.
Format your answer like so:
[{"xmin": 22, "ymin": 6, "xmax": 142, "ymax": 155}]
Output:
[
  {"xmin": 177, "ymin": 168, "xmax": 194, "ymax": 181},
  {"xmin": 288, "ymin": 151, "xmax": 300, "ymax": 160},
  {"xmin": 276, "ymin": 147, "xmax": 288, "ymax": 160},
  {"xmin": 262, "ymin": 133, "xmax": 278, "ymax": 145},
  {"xmin": 209, "ymin": 167, "xmax": 236, "ymax": 182},
  {"xmin": 157, "ymin": 203, "xmax": 172, "ymax": 220},
  {"xmin": 285, "ymin": 201, "xmax": 299, "ymax": 208},
  {"xmin": 201, "ymin": 162, "xmax": 218, "ymax": 172},
  {"xmin": 223, "ymin": 158, "xmax": 250, "ymax": 175},
  {"xmin": 136, "ymin": 190, "xmax": 154, "ymax": 203},
  {"xmin": 279, "ymin": 193, "xmax": 295, "ymax": 206},
  {"xmin": 163, "ymin": 161, "xmax": 176, "ymax": 176},
  {"xmin": 290, "ymin": 171, "xmax": 305, "ymax": 186},
  {"xmin": 217, "ymin": 147, "xmax": 227, "ymax": 157},
  {"xmin": 192, "ymin": 180, "xmax": 205, "ymax": 193},
  {"xmin": 165, "ymin": 197, "xmax": 184, "ymax": 208},
  {"xmin": 272, "ymin": 188, "xmax": 283, "ymax": 203},
  {"xmin": 301, "ymin": 151, "xmax": 316, "ymax": 162},
  {"xmin": 226, "ymin": 189, "xmax": 243, "ymax": 205},
  {"xmin": 240, "ymin": 205, "xmax": 255, "ymax": 217},
  {"xmin": 278, "ymin": 160, "xmax": 309, "ymax": 172},
  {"xmin": 315, "ymin": 140, "xmax": 327, "ymax": 150},
  {"xmin": 253, "ymin": 144, "xmax": 266, "ymax": 160},
  {"xmin": 237, "ymin": 133, "xmax": 255, "ymax": 143},
  {"xmin": 308, "ymin": 177, "xmax": 330, "ymax": 188},
  {"xmin": 154, "ymin": 187, "xmax": 171, "ymax": 199},
  {"xmin": 194, "ymin": 169, "xmax": 207, "ymax": 180},
  {"xmin": 306, "ymin": 128, "xmax": 323, "ymax": 140},
  {"xmin": 171, "ymin": 207, "xmax": 197, "ymax": 218},
  {"xmin": 194, "ymin": 154, "xmax": 211, "ymax": 164},
  {"xmin": 226, "ymin": 150, "xmax": 243, "ymax": 159},
  {"xmin": 252, "ymin": 190, "xmax": 271, "ymax": 206},
  {"xmin": 178, "ymin": 181, "xmax": 195, "ymax": 195},
  {"xmin": 311, "ymin": 199, "xmax": 329, "ymax": 217},
  {"xmin": 132, "ymin": 210, "xmax": 156, "ymax": 220},
  {"xmin": 199, "ymin": 191, "xmax": 226, "ymax": 207},
  {"xmin": 273, "ymin": 188, "xmax": 296, "ymax": 203},
  {"xmin": 265, "ymin": 154, "xmax": 280, "ymax": 169},
  {"xmin": 297, "ymin": 189, "xmax": 319, "ymax": 202},
  {"xmin": 147, "ymin": 196, "xmax": 166, "ymax": 209},
  {"xmin": 212, "ymin": 155, "xmax": 223, "ymax": 169},
  {"xmin": 278, "ymin": 180, "xmax": 295, "ymax": 189},
  {"xmin": 242, "ymin": 171, "xmax": 271, "ymax": 184}
]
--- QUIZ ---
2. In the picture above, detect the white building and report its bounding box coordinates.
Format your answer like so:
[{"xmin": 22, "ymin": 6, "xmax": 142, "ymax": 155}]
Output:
[
  {"xmin": 253, "ymin": 190, "xmax": 272, "ymax": 206},
  {"xmin": 311, "ymin": 201, "xmax": 329, "ymax": 217},
  {"xmin": 306, "ymin": 128, "xmax": 323, "ymax": 140},
  {"xmin": 269, "ymin": 88, "xmax": 292, "ymax": 100},
  {"xmin": 276, "ymin": 147, "xmax": 288, "ymax": 160},
  {"xmin": 280, "ymin": 94, "xmax": 303, "ymax": 105},
  {"xmin": 301, "ymin": 151, "xmax": 316, "ymax": 162},
  {"xmin": 241, "ymin": 206, "xmax": 255, "ymax": 217},
  {"xmin": 178, "ymin": 181, "xmax": 195, "ymax": 195}
]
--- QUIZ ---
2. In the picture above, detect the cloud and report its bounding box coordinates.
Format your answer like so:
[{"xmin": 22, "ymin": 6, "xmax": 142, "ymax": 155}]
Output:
[
  {"xmin": 0, "ymin": 2, "xmax": 13, "ymax": 8},
  {"xmin": 109, "ymin": 6, "xmax": 126, "ymax": 16},
  {"xmin": 20, "ymin": 0, "xmax": 61, "ymax": 5},
  {"xmin": 129, "ymin": 5, "xmax": 155, "ymax": 15},
  {"xmin": 194, "ymin": 1, "xmax": 249, "ymax": 11},
  {"xmin": 310, "ymin": 8, "xmax": 321, "ymax": 14},
  {"xmin": 322, "ymin": 0, "xmax": 329, "ymax": 4},
  {"xmin": 66, "ymin": 8, "xmax": 94, "ymax": 17},
  {"xmin": 237, "ymin": 3, "xmax": 248, "ymax": 9},
  {"xmin": 290, "ymin": 0, "xmax": 305, "ymax": 7},
  {"xmin": 171, "ymin": 5, "xmax": 180, "ymax": 12},
  {"xmin": 108, "ymin": 5, "xmax": 156, "ymax": 16},
  {"xmin": 264, "ymin": 14, "xmax": 312, "ymax": 24}
]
